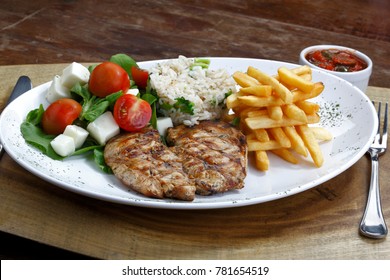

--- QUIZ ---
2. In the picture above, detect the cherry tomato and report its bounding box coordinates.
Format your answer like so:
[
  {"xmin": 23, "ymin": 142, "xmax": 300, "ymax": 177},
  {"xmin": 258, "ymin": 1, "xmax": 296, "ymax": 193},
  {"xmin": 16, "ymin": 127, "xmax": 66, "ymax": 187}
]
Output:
[
  {"xmin": 113, "ymin": 94, "xmax": 152, "ymax": 132},
  {"xmin": 89, "ymin": 62, "xmax": 130, "ymax": 97},
  {"xmin": 42, "ymin": 98, "xmax": 82, "ymax": 135},
  {"xmin": 131, "ymin": 66, "xmax": 149, "ymax": 89}
]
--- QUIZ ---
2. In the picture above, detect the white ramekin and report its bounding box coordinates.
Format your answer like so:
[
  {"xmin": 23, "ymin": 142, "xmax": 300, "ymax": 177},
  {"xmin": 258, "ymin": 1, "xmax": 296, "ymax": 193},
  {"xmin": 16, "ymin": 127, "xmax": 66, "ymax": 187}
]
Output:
[{"xmin": 299, "ymin": 45, "xmax": 372, "ymax": 92}]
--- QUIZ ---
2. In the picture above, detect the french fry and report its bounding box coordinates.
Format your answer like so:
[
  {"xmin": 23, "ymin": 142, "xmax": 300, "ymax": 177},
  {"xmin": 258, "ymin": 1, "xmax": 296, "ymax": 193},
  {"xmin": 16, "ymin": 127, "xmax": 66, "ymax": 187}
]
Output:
[
  {"xmin": 282, "ymin": 126, "xmax": 308, "ymax": 157},
  {"xmin": 246, "ymin": 109, "xmax": 268, "ymax": 118},
  {"xmin": 255, "ymin": 150, "xmax": 269, "ymax": 171},
  {"xmin": 299, "ymin": 73, "xmax": 312, "ymax": 81},
  {"xmin": 247, "ymin": 66, "xmax": 293, "ymax": 104},
  {"xmin": 291, "ymin": 65, "xmax": 312, "ymax": 76},
  {"xmin": 247, "ymin": 139, "xmax": 283, "ymax": 151},
  {"xmin": 246, "ymin": 133, "xmax": 256, "ymax": 141},
  {"xmin": 227, "ymin": 65, "xmax": 330, "ymax": 170},
  {"xmin": 250, "ymin": 128, "xmax": 270, "ymax": 171},
  {"xmin": 233, "ymin": 71, "xmax": 260, "ymax": 87},
  {"xmin": 267, "ymin": 106, "xmax": 283, "ymax": 120},
  {"xmin": 282, "ymin": 104, "xmax": 308, "ymax": 123},
  {"xmin": 268, "ymin": 127, "xmax": 291, "ymax": 148},
  {"xmin": 278, "ymin": 66, "xmax": 315, "ymax": 93},
  {"xmin": 310, "ymin": 127, "xmax": 333, "ymax": 141},
  {"xmin": 292, "ymin": 82, "xmax": 324, "ymax": 102},
  {"xmin": 239, "ymin": 85, "xmax": 273, "ymax": 97},
  {"xmin": 226, "ymin": 93, "xmax": 240, "ymax": 109},
  {"xmin": 237, "ymin": 95, "xmax": 284, "ymax": 107},
  {"xmin": 245, "ymin": 113, "xmax": 320, "ymax": 130},
  {"xmin": 295, "ymin": 100, "xmax": 320, "ymax": 115},
  {"xmin": 296, "ymin": 125, "xmax": 324, "ymax": 167},
  {"xmin": 271, "ymin": 148, "xmax": 298, "ymax": 164},
  {"xmin": 253, "ymin": 128, "xmax": 270, "ymax": 142},
  {"xmin": 274, "ymin": 65, "xmax": 312, "ymax": 80}
]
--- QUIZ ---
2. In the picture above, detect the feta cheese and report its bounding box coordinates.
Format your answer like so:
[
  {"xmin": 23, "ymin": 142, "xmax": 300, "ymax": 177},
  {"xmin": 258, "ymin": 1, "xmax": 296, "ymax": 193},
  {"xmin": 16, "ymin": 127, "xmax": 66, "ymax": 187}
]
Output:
[
  {"xmin": 63, "ymin": 125, "xmax": 89, "ymax": 149},
  {"xmin": 157, "ymin": 117, "xmax": 173, "ymax": 136},
  {"xmin": 126, "ymin": 88, "xmax": 139, "ymax": 96},
  {"xmin": 60, "ymin": 62, "xmax": 90, "ymax": 88},
  {"xmin": 46, "ymin": 75, "xmax": 72, "ymax": 103},
  {"xmin": 50, "ymin": 134, "xmax": 75, "ymax": 157},
  {"xmin": 87, "ymin": 111, "xmax": 120, "ymax": 145}
]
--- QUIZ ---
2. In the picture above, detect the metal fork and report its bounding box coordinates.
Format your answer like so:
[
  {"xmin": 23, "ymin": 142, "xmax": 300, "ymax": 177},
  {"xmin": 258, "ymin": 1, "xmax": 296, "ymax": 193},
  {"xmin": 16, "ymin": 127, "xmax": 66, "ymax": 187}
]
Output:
[{"xmin": 359, "ymin": 101, "xmax": 388, "ymax": 239}]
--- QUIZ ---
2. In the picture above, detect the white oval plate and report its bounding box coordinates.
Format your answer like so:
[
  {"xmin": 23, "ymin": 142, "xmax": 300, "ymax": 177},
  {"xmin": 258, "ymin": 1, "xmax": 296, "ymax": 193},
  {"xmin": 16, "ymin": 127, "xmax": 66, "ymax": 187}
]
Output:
[{"xmin": 0, "ymin": 58, "xmax": 377, "ymax": 209}]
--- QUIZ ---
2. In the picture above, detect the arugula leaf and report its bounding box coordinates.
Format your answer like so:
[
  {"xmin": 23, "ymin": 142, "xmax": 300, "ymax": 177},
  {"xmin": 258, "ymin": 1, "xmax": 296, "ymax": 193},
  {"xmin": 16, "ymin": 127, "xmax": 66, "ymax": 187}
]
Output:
[
  {"xmin": 25, "ymin": 104, "xmax": 45, "ymax": 125},
  {"xmin": 174, "ymin": 97, "xmax": 194, "ymax": 115},
  {"xmin": 141, "ymin": 93, "xmax": 157, "ymax": 105},
  {"xmin": 110, "ymin": 54, "xmax": 138, "ymax": 76},
  {"xmin": 20, "ymin": 112, "xmax": 62, "ymax": 160},
  {"xmin": 71, "ymin": 83, "xmax": 122, "ymax": 123},
  {"xmin": 140, "ymin": 84, "xmax": 159, "ymax": 129},
  {"xmin": 141, "ymin": 92, "xmax": 158, "ymax": 129},
  {"xmin": 88, "ymin": 64, "xmax": 97, "ymax": 73},
  {"xmin": 82, "ymin": 97, "xmax": 110, "ymax": 122},
  {"xmin": 150, "ymin": 102, "xmax": 157, "ymax": 129},
  {"xmin": 72, "ymin": 137, "xmax": 102, "ymax": 156},
  {"xmin": 105, "ymin": 91, "xmax": 123, "ymax": 110},
  {"xmin": 71, "ymin": 82, "xmax": 91, "ymax": 100},
  {"xmin": 93, "ymin": 147, "xmax": 112, "ymax": 174}
]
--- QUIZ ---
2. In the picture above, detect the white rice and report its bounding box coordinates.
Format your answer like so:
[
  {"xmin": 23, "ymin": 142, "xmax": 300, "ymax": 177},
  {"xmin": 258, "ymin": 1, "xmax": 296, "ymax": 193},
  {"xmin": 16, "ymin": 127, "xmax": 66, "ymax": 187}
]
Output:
[{"xmin": 149, "ymin": 55, "xmax": 237, "ymax": 126}]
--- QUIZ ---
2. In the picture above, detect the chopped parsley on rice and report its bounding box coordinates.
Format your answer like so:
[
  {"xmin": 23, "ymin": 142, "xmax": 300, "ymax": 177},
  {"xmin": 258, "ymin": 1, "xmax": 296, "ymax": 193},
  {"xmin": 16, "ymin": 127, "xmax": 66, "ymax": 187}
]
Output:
[{"xmin": 149, "ymin": 56, "xmax": 237, "ymax": 126}]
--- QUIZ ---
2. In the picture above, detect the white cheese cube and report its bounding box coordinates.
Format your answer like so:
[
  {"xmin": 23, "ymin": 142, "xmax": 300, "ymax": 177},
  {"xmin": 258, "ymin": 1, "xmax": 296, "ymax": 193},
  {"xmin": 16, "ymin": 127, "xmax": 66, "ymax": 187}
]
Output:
[
  {"xmin": 126, "ymin": 88, "xmax": 139, "ymax": 96},
  {"xmin": 87, "ymin": 111, "xmax": 120, "ymax": 145},
  {"xmin": 46, "ymin": 75, "xmax": 72, "ymax": 103},
  {"xmin": 157, "ymin": 117, "xmax": 173, "ymax": 136},
  {"xmin": 50, "ymin": 134, "xmax": 75, "ymax": 157},
  {"xmin": 60, "ymin": 62, "xmax": 90, "ymax": 88},
  {"xmin": 63, "ymin": 125, "xmax": 89, "ymax": 149}
]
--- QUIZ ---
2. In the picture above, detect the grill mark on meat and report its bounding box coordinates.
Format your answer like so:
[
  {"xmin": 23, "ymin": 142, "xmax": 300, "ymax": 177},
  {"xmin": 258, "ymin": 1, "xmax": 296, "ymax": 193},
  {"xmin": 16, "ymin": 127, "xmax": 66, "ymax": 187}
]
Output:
[
  {"xmin": 104, "ymin": 120, "xmax": 247, "ymax": 201},
  {"xmin": 166, "ymin": 120, "xmax": 247, "ymax": 195},
  {"xmin": 104, "ymin": 127, "xmax": 196, "ymax": 201}
]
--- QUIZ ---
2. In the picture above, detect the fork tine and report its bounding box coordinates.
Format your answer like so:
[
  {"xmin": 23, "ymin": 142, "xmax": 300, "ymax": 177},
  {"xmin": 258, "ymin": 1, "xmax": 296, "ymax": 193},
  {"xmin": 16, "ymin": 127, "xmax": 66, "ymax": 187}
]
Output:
[
  {"xmin": 382, "ymin": 102, "xmax": 388, "ymax": 146},
  {"xmin": 374, "ymin": 101, "xmax": 381, "ymax": 143}
]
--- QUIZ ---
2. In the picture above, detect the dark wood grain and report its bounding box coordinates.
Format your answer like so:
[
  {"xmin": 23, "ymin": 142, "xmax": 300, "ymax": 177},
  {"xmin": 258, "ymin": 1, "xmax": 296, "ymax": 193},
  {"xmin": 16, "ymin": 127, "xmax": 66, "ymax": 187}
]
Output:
[{"xmin": 0, "ymin": 0, "xmax": 389, "ymax": 87}]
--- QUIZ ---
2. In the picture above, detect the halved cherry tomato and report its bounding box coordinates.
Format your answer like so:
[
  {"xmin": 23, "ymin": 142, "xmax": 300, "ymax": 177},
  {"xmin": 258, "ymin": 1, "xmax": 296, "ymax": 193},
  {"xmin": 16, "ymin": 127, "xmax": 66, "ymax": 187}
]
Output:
[
  {"xmin": 42, "ymin": 98, "xmax": 82, "ymax": 135},
  {"xmin": 113, "ymin": 94, "xmax": 152, "ymax": 132},
  {"xmin": 131, "ymin": 66, "xmax": 149, "ymax": 89},
  {"xmin": 89, "ymin": 62, "xmax": 130, "ymax": 97}
]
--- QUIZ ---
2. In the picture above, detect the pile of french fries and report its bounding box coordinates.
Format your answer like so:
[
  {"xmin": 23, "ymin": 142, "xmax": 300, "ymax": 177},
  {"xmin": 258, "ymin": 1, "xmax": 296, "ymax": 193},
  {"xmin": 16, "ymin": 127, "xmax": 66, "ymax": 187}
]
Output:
[{"xmin": 225, "ymin": 65, "xmax": 332, "ymax": 171}]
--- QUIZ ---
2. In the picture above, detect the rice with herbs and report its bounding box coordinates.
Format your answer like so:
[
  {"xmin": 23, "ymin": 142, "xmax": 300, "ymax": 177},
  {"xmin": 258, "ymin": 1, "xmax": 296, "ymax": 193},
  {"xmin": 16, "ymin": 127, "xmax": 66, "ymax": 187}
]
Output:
[{"xmin": 149, "ymin": 55, "xmax": 237, "ymax": 126}]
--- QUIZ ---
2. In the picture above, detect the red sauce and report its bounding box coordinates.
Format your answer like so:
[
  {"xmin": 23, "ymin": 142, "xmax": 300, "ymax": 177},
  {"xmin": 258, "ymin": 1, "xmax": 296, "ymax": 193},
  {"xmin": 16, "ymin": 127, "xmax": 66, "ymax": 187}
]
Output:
[{"xmin": 305, "ymin": 49, "xmax": 368, "ymax": 72}]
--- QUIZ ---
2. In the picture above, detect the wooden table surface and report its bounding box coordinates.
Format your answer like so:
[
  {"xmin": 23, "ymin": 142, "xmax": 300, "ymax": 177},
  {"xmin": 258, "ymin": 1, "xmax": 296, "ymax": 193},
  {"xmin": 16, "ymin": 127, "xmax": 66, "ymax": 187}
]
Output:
[{"xmin": 0, "ymin": 0, "xmax": 389, "ymax": 260}]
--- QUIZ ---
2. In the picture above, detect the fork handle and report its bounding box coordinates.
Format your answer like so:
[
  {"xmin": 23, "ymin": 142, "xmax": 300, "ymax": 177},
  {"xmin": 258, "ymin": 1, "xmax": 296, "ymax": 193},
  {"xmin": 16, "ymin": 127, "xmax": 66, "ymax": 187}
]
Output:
[{"xmin": 359, "ymin": 154, "xmax": 388, "ymax": 238}]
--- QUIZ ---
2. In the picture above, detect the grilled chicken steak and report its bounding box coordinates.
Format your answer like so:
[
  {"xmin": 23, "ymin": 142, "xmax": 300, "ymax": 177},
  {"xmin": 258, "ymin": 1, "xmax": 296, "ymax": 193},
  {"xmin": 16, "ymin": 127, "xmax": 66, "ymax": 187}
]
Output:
[
  {"xmin": 104, "ymin": 127, "xmax": 196, "ymax": 201},
  {"xmin": 104, "ymin": 120, "xmax": 247, "ymax": 200},
  {"xmin": 166, "ymin": 121, "xmax": 247, "ymax": 195}
]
